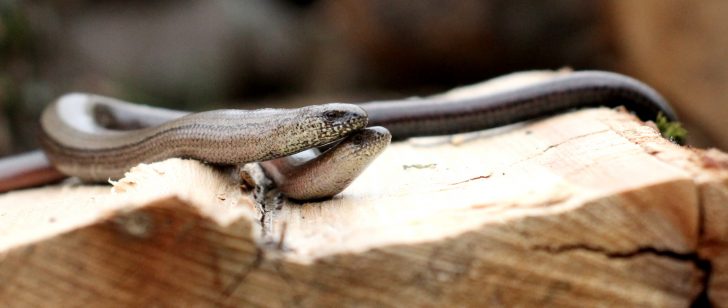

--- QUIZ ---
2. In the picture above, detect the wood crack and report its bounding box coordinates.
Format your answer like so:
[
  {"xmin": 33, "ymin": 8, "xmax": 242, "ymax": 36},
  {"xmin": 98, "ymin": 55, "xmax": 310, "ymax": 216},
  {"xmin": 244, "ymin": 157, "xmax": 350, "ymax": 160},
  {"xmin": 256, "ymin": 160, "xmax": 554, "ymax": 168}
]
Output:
[
  {"xmin": 221, "ymin": 246, "xmax": 265, "ymax": 299},
  {"xmin": 531, "ymin": 243, "xmax": 711, "ymax": 306}
]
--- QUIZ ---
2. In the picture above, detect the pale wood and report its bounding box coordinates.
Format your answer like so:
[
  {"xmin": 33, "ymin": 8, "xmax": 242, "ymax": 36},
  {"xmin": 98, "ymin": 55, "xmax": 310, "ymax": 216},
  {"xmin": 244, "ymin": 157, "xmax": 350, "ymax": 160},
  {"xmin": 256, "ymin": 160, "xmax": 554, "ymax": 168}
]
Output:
[{"xmin": 1, "ymin": 73, "xmax": 727, "ymax": 306}]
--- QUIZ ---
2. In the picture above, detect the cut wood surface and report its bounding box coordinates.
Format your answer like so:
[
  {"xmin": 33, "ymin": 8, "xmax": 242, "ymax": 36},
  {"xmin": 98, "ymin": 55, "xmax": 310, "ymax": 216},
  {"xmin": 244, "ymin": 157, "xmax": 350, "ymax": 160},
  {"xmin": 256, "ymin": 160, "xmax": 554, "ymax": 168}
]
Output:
[{"xmin": 1, "ymin": 73, "xmax": 728, "ymax": 307}]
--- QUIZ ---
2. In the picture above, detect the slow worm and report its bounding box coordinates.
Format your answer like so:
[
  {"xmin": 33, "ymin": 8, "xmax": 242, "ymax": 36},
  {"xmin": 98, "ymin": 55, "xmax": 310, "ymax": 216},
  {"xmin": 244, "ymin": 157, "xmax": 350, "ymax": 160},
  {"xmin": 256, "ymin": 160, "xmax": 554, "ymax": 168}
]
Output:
[
  {"xmin": 261, "ymin": 126, "xmax": 391, "ymax": 200},
  {"xmin": 0, "ymin": 71, "xmax": 679, "ymax": 200},
  {"xmin": 360, "ymin": 71, "xmax": 677, "ymax": 139},
  {"xmin": 39, "ymin": 93, "xmax": 368, "ymax": 181}
]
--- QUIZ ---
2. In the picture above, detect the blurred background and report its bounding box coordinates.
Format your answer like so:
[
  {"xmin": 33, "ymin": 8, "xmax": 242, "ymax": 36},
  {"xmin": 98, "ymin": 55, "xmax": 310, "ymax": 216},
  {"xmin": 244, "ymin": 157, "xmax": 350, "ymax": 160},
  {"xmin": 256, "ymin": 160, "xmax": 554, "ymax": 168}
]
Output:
[{"xmin": 1, "ymin": 0, "xmax": 727, "ymax": 154}]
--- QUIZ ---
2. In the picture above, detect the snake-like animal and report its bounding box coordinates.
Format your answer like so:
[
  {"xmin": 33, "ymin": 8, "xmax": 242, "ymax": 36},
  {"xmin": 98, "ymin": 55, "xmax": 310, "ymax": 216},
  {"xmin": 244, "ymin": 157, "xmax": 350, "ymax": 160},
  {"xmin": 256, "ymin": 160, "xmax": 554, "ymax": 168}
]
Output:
[{"xmin": 0, "ymin": 71, "xmax": 679, "ymax": 200}]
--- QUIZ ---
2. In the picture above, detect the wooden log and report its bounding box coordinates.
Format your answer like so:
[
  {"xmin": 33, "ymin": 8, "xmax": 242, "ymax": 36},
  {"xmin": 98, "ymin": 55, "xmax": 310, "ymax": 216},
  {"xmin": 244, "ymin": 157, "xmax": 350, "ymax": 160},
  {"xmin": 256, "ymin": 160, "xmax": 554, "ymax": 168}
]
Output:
[{"xmin": 1, "ymin": 73, "xmax": 727, "ymax": 306}]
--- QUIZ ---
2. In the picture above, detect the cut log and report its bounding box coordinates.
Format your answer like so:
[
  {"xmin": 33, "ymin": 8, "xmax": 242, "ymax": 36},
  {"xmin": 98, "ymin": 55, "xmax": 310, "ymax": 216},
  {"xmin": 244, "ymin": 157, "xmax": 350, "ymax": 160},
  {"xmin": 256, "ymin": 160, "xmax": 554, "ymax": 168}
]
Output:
[
  {"xmin": 1, "ymin": 70, "xmax": 727, "ymax": 307},
  {"xmin": 0, "ymin": 107, "xmax": 725, "ymax": 307}
]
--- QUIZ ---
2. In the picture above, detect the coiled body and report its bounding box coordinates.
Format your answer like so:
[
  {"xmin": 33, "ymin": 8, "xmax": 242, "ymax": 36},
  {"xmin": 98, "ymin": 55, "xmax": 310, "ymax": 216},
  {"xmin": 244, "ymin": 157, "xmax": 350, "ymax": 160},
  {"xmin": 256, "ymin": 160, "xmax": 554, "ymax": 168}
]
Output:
[
  {"xmin": 260, "ymin": 127, "xmax": 391, "ymax": 200},
  {"xmin": 4, "ymin": 70, "xmax": 679, "ymax": 200},
  {"xmin": 39, "ymin": 93, "xmax": 368, "ymax": 181}
]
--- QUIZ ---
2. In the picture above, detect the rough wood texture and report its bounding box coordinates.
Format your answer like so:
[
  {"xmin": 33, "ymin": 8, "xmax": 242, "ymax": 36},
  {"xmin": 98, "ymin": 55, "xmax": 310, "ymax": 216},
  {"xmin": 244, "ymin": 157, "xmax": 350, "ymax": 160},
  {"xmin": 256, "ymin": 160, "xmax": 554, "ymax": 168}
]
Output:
[{"xmin": 1, "ymin": 73, "xmax": 728, "ymax": 306}]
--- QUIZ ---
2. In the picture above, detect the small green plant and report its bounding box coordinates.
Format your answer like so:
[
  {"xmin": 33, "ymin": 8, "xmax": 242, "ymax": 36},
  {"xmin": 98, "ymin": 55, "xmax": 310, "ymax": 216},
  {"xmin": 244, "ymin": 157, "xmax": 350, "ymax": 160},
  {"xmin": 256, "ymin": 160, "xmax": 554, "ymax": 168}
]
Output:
[{"xmin": 656, "ymin": 112, "xmax": 687, "ymax": 145}]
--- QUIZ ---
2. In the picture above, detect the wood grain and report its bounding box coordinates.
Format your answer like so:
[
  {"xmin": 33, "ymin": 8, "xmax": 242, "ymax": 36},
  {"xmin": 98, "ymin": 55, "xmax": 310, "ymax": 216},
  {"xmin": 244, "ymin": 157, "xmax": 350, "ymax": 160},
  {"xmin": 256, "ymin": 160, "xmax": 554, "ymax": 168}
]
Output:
[{"xmin": 1, "ymin": 71, "xmax": 727, "ymax": 306}]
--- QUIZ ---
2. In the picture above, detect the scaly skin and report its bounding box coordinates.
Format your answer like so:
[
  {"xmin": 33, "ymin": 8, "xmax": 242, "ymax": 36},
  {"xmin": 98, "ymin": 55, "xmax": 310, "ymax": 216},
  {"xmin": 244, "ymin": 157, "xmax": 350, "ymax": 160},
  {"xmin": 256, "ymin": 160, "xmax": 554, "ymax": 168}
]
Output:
[
  {"xmin": 3, "ymin": 70, "xmax": 680, "ymax": 200},
  {"xmin": 260, "ymin": 127, "xmax": 391, "ymax": 201},
  {"xmin": 39, "ymin": 93, "xmax": 368, "ymax": 181}
]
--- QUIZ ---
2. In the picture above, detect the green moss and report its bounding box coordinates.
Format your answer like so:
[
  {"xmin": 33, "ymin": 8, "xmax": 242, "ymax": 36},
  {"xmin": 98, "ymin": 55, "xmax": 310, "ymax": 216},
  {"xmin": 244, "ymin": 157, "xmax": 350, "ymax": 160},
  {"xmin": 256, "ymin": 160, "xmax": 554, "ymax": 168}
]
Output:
[{"xmin": 656, "ymin": 112, "xmax": 687, "ymax": 145}]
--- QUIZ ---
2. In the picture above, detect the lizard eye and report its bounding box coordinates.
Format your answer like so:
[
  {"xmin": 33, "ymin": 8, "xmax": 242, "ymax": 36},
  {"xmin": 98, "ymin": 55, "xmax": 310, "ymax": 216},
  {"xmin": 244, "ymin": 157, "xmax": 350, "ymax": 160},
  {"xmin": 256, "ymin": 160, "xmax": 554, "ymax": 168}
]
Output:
[{"xmin": 323, "ymin": 110, "xmax": 345, "ymax": 121}]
